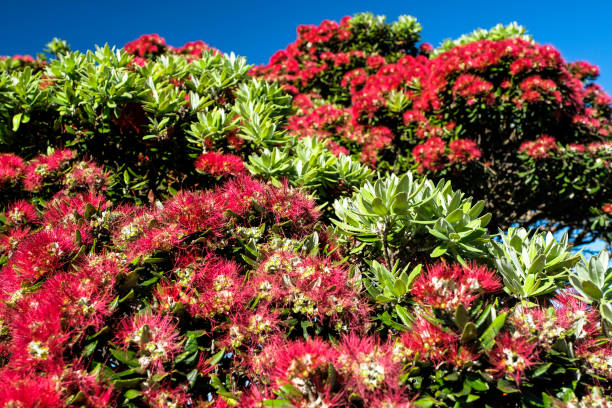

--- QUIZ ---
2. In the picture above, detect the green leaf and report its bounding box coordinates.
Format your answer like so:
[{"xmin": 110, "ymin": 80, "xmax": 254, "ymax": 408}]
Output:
[
  {"xmin": 405, "ymin": 264, "xmax": 422, "ymax": 289},
  {"xmin": 461, "ymin": 322, "xmax": 478, "ymax": 344},
  {"xmin": 430, "ymin": 244, "xmax": 448, "ymax": 258},
  {"xmin": 82, "ymin": 340, "xmax": 98, "ymax": 357},
  {"xmin": 278, "ymin": 384, "xmax": 303, "ymax": 399},
  {"xmin": 395, "ymin": 304, "xmax": 412, "ymax": 326},
  {"xmin": 468, "ymin": 200, "xmax": 485, "ymax": 218},
  {"xmin": 600, "ymin": 302, "xmax": 612, "ymax": 324},
  {"xmin": 467, "ymin": 394, "xmax": 480, "ymax": 403},
  {"xmin": 112, "ymin": 378, "xmax": 142, "ymax": 389},
  {"xmin": 479, "ymin": 312, "xmax": 507, "ymax": 350},
  {"xmin": 496, "ymin": 378, "xmax": 519, "ymax": 393},
  {"xmin": 533, "ymin": 363, "xmax": 552, "ymax": 377},
  {"xmin": 392, "ymin": 193, "xmax": 409, "ymax": 214},
  {"xmin": 467, "ymin": 378, "xmax": 489, "ymax": 391},
  {"xmin": 110, "ymin": 348, "xmax": 138, "ymax": 367},
  {"xmin": 581, "ymin": 280, "xmax": 603, "ymax": 301},
  {"xmin": 175, "ymin": 335, "xmax": 199, "ymax": 365},
  {"xmin": 264, "ymin": 400, "xmax": 293, "ymax": 408},
  {"xmin": 413, "ymin": 396, "xmax": 442, "ymax": 407},
  {"xmin": 84, "ymin": 203, "xmax": 97, "ymax": 220},
  {"xmin": 479, "ymin": 212, "xmax": 492, "ymax": 227},
  {"xmin": 454, "ymin": 305, "xmax": 469, "ymax": 330},
  {"xmin": 393, "ymin": 279, "xmax": 407, "ymax": 297},
  {"xmin": 124, "ymin": 389, "xmax": 142, "ymax": 400},
  {"xmin": 151, "ymin": 372, "xmax": 169, "ymax": 382},
  {"xmin": 371, "ymin": 197, "xmax": 387, "ymax": 216},
  {"xmin": 446, "ymin": 208, "xmax": 463, "ymax": 224},
  {"xmin": 428, "ymin": 226, "xmax": 449, "ymax": 241},
  {"xmin": 187, "ymin": 369, "xmax": 198, "ymax": 388},
  {"xmin": 12, "ymin": 112, "xmax": 23, "ymax": 132},
  {"xmin": 208, "ymin": 348, "xmax": 226, "ymax": 366}
]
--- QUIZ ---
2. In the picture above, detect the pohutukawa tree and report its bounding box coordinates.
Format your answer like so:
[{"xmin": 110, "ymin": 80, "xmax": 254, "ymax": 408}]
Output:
[
  {"xmin": 252, "ymin": 14, "xmax": 612, "ymax": 246},
  {"xmin": 0, "ymin": 14, "xmax": 610, "ymax": 408}
]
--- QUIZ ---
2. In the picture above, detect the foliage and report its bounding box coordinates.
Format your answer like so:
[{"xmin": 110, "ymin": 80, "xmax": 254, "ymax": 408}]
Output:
[
  {"xmin": 570, "ymin": 250, "xmax": 612, "ymax": 331},
  {"xmin": 0, "ymin": 16, "xmax": 610, "ymax": 408},
  {"xmin": 246, "ymin": 136, "xmax": 374, "ymax": 207},
  {"xmin": 431, "ymin": 22, "xmax": 532, "ymax": 56},
  {"xmin": 0, "ymin": 41, "xmax": 290, "ymax": 204}
]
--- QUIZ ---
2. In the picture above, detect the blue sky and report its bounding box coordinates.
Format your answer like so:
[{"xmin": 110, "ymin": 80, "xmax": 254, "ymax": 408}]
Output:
[{"xmin": 2, "ymin": 0, "xmax": 612, "ymax": 91}]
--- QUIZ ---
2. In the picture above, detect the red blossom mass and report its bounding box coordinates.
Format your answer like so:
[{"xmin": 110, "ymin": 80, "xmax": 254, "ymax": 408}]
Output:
[
  {"xmin": 489, "ymin": 333, "xmax": 539, "ymax": 385},
  {"xmin": 410, "ymin": 262, "xmax": 501, "ymax": 310},
  {"xmin": 194, "ymin": 151, "xmax": 246, "ymax": 177},
  {"xmin": 519, "ymin": 135, "xmax": 558, "ymax": 159}
]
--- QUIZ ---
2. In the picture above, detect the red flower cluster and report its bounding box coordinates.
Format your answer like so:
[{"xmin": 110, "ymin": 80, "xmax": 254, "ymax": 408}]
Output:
[
  {"xmin": 124, "ymin": 34, "xmax": 167, "ymax": 58},
  {"xmin": 452, "ymin": 73, "xmax": 494, "ymax": 106},
  {"xmin": 252, "ymin": 335, "xmax": 412, "ymax": 407},
  {"xmin": 194, "ymin": 151, "xmax": 246, "ymax": 177},
  {"xmin": 253, "ymin": 25, "xmax": 611, "ymax": 183},
  {"xmin": 0, "ymin": 149, "xmax": 109, "ymax": 194},
  {"xmin": 410, "ymin": 262, "xmax": 501, "ymax": 310},
  {"xmin": 412, "ymin": 136, "xmax": 446, "ymax": 172},
  {"xmin": 0, "ymin": 164, "xmax": 344, "ymax": 405},
  {"xmin": 517, "ymin": 75, "xmax": 561, "ymax": 105},
  {"xmin": 569, "ymin": 60, "xmax": 600, "ymax": 81},
  {"xmin": 23, "ymin": 148, "xmax": 75, "ymax": 191},
  {"xmin": 124, "ymin": 34, "xmax": 219, "ymax": 62},
  {"xmin": 0, "ymin": 153, "xmax": 24, "ymax": 185},
  {"xmin": 448, "ymin": 139, "xmax": 482, "ymax": 164},
  {"xmin": 519, "ymin": 135, "xmax": 558, "ymax": 159},
  {"xmin": 172, "ymin": 40, "xmax": 218, "ymax": 59},
  {"xmin": 413, "ymin": 137, "xmax": 482, "ymax": 172},
  {"xmin": 489, "ymin": 333, "xmax": 538, "ymax": 385}
]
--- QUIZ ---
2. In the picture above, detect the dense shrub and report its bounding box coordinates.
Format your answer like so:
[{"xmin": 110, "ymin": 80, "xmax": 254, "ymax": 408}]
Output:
[
  {"xmin": 0, "ymin": 14, "xmax": 610, "ymax": 408},
  {"xmin": 0, "ymin": 40, "xmax": 291, "ymax": 204},
  {"xmin": 252, "ymin": 14, "xmax": 612, "ymax": 245}
]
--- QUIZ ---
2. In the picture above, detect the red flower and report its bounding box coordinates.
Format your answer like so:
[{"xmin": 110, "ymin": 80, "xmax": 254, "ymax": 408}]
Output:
[
  {"xmin": 142, "ymin": 384, "xmax": 191, "ymax": 408},
  {"xmin": 9, "ymin": 296, "xmax": 71, "ymax": 368},
  {"xmin": 411, "ymin": 262, "xmax": 501, "ymax": 311},
  {"xmin": 336, "ymin": 335, "xmax": 402, "ymax": 401},
  {"xmin": 452, "ymin": 73, "xmax": 494, "ymax": 106},
  {"xmin": 419, "ymin": 42, "xmax": 433, "ymax": 55},
  {"xmin": 489, "ymin": 333, "xmax": 539, "ymax": 385},
  {"xmin": 519, "ymin": 135, "xmax": 558, "ymax": 159},
  {"xmin": 0, "ymin": 153, "xmax": 24, "ymax": 185},
  {"xmin": 124, "ymin": 34, "xmax": 167, "ymax": 57},
  {"xmin": 0, "ymin": 368, "xmax": 63, "ymax": 407},
  {"xmin": 23, "ymin": 149, "xmax": 75, "ymax": 191},
  {"xmin": 63, "ymin": 160, "xmax": 109, "ymax": 190},
  {"xmin": 4, "ymin": 200, "xmax": 38, "ymax": 225},
  {"xmin": 261, "ymin": 337, "xmax": 337, "ymax": 392},
  {"xmin": 9, "ymin": 227, "xmax": 77, "ymax": 283},
  {"xmin": 248, "ymin": 251, "xmax": 368, "ymax": 328},
  {"xmin": 188, "ymin": 257, "xmax": 246, "ymax": 318},
  {"xmin": 574, "ymin": 339, "xmax": 612, "ymax": 379},
  {"xmin": 569, "ymin": 61, "xmax": 600, "ymax": 81},
  {"xmin": 567, "ymin": 143, "xmax": 585, "ymax": 153},
  {"xmin": 194, "ymin": 151, "xmax": 246, "ymax": 177},
  {"xmin": 448, "ymin": 139, "xmax": 482, "ymax": 164},
  {"xmin": 412, "ymin": 137, "xmax": 446, "ymax": 173},
  {"xmin": 116, "ymin": 310, "xmax": 183, "ymax": 371},
  {"xmin": 395, "ymin": 317, "xmax": 458, "ymax": 365}
]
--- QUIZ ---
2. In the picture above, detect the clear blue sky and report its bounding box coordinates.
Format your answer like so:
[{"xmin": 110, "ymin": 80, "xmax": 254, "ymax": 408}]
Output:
[{"xmin": 2, "ymin": 0, "xmax": 612, "ymax": 92}]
